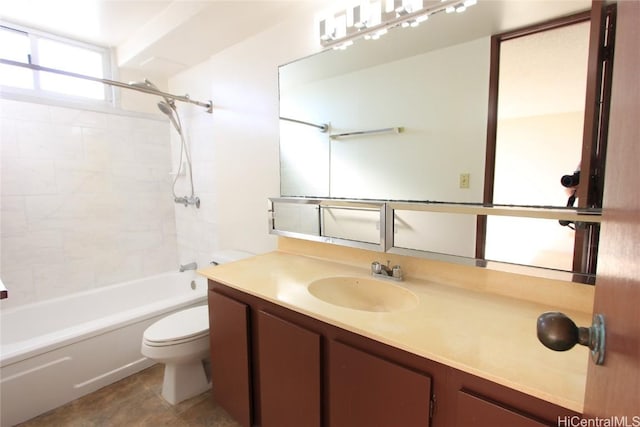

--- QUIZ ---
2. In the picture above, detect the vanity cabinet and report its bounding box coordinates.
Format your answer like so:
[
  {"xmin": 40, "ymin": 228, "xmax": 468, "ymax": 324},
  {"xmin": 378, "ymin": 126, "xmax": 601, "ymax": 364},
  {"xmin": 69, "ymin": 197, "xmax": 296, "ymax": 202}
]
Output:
[
  {"xmin": 208, "ymin": 281, "xmax": 579, "ymax": 427},
  {"xmin": 329, "ymin": 340, "xmax": 432, "ymax": 426},
  {"xmin": 208, "ymin": 292, "xmax": 252, "ymax": 427},
  {"xmin": 450, "ymin": 364, "xmax": 567, "ymax": 427},
  {"xmin": 256, "ymin": 310, "xmax": 321, "ymax": 427},
  {"xmin": 456, "ymin": 391, "xmax": 550, "ymax": 427}
]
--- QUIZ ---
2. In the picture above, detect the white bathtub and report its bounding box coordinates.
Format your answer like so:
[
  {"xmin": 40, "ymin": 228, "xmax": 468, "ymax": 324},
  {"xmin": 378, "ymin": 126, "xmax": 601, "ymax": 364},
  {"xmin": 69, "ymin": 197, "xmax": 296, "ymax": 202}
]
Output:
[{"xmin": 0, "ymin": 271, "xmax": 208, "ymax": 426}]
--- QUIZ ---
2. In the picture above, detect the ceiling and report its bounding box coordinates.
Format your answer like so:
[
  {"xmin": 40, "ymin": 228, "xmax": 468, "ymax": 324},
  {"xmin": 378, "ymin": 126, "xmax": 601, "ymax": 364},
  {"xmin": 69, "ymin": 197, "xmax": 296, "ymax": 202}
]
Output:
[{"xmin": 0, "ymin": 0, "xmax": 318, "ymax": 78}]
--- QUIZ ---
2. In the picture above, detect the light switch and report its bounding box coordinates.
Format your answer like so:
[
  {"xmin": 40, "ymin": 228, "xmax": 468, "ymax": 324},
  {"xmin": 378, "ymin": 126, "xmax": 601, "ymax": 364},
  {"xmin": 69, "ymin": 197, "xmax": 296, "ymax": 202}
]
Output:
[{"xmin": 459, "ymin": 173, "xmax": 470, "ymax": 189}]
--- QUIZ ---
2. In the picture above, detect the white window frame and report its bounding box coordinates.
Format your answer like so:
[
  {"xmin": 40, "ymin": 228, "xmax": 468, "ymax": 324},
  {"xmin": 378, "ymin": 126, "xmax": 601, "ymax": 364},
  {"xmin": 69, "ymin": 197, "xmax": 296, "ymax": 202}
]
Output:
[{"xmin": 0, "ymin": 21, "xmax": 115, "ymax": 107}]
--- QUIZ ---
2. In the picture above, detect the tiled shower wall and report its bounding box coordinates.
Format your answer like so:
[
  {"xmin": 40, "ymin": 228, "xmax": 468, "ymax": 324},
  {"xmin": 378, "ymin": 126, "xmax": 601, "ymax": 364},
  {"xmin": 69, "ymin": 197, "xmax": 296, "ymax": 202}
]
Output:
[{"xmin": 0, "ymin": 98, "xmax": 178, "ymax": 309}]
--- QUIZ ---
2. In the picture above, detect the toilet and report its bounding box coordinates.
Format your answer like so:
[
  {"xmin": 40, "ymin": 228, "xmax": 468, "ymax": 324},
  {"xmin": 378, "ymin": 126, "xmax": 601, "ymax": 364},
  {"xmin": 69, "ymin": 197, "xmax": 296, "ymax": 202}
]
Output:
[{"xmin": 141, "ymin": 249, "xmax": 253, "ymax": 404}]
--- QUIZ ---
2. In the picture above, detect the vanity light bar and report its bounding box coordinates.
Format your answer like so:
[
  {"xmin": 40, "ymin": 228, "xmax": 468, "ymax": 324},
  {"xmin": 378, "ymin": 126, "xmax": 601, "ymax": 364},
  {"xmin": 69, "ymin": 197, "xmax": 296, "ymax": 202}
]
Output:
[{"xmin": 319, "ymin": 0, "xmax": 477, "ymax": 49}]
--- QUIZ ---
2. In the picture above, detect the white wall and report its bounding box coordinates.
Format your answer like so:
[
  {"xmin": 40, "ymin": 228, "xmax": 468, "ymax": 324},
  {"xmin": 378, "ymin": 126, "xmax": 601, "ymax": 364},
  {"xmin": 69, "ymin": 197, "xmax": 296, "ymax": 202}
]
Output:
[
  {"xmin": 281, "ymin": 37, "xmax": 490, "ymax": 202},
  {"xmin": 0, "ymin": 98, "xmax": 178, "ymax": 308},
  {"xmin": 167, "ymin": 2, "xmax": 323, "ymax": 266}
]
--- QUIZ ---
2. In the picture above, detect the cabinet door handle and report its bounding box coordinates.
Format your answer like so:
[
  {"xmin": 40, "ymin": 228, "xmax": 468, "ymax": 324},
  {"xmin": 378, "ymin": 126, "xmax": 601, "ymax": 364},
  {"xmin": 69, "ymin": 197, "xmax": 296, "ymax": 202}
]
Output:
[{"xmin": 536, "ymin": 312, "xmax": 606, "ymax": 365}]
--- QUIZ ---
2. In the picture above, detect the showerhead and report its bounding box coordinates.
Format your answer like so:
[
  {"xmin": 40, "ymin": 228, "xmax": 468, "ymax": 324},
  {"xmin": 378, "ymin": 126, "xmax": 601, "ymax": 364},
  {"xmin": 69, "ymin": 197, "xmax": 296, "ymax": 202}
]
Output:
[
  {"xmin": 157, "ymin": 100, "xmax": 174, "ymax": 116},
  {"xmin": 129, "ymin": 78, "xmax": 174, "ymax": 107},
  {"xmin": 158, "ymin": 101, "xmax": 181, "ymax": 133}
]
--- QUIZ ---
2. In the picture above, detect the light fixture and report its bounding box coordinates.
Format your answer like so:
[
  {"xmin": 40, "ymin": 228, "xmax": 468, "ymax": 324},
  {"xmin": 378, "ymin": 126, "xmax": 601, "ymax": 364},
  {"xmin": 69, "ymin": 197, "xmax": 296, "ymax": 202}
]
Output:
[
  {"xmin": 318, "ymin": 0, "xmax": 477, "ymax": 49},
  {"xmin": 353, "ymin": 5, "xmax": 367, "ymax": 29}
]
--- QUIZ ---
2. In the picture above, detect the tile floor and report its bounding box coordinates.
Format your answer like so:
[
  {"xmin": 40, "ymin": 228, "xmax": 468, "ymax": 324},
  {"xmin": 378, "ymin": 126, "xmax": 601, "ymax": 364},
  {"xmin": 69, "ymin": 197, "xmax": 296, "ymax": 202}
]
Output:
[{"xmin": 17, "ymin": 364, "xmax": 242, "ymax": 427}]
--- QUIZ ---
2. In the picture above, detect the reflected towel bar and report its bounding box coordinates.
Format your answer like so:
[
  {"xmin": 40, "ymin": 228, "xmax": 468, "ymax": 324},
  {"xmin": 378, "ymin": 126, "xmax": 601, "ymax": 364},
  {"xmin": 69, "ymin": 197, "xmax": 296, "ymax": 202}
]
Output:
[
  {"xmin": 330, "ymin": 127, "xmax": 403, "ymax": 140},
  {"xmin": 280, "ymin": 117, "xmax": 329, "ymax": 132}
]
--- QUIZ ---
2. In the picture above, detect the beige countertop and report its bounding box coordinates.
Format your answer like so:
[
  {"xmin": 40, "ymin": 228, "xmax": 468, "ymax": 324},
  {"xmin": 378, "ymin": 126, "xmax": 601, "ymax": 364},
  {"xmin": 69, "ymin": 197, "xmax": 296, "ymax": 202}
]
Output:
[{"xmin": 198, "ymin": 250, "xmax": 591, "ymax": 413}]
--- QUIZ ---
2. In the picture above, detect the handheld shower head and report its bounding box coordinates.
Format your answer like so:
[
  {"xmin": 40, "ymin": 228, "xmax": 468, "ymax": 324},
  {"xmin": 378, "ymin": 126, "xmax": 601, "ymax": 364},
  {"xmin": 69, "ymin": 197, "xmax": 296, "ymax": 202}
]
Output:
[
  {"xmin": 158, "ymin": 101, "xmax": 181, "ymax": 133},
  {"xmin": 129, "ymin": 78, "xmax": 174, "ymax": 107}
]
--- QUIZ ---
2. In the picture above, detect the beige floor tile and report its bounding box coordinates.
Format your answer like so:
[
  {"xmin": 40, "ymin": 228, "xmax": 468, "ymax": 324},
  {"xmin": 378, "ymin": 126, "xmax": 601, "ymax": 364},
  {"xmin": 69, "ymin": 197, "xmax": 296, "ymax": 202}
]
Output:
[{"xmin": 17, "ymin": 365, "xmax": 241, "ymax": 427}]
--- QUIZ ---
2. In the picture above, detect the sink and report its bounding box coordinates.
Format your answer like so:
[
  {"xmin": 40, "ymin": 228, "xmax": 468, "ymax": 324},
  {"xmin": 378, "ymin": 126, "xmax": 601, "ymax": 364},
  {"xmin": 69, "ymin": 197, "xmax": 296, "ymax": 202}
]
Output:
[{"xmin": 307, "ymin": 276, "xmax": 419, "ymax": 312}]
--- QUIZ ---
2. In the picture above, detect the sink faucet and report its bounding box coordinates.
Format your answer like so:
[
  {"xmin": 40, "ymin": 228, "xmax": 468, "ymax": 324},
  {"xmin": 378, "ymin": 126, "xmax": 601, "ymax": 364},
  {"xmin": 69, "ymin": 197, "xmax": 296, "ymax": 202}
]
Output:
[
  {"xmin": 371, "ymin": 260, "xmax": 403, "ymax": 281},
  {"xmin": 179, "ymin": 262, "xmax": 198, "ymax": 272}
]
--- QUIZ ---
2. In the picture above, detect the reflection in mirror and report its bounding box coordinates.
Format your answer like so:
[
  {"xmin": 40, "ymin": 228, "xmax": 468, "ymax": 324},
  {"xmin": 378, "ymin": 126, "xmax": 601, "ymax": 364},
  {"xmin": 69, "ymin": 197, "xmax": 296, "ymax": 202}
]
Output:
[
  {"xmin": 322, "ymin": 207, "xmax": 380, "ymax": 244},
  {"xmin": 394, "ymin": 210, "xmax": 475, "ymax": 258},
  {"xmin": 279, "ymin": 0, "xmax": 592, "ymax": 206},
  {"xmin": 492, "ymin": 21, "xmax": 589, "ymax": 207},
  {"xmin": 269, "ymin": 199, "xmax": 386, "ymax": 251},
  {"xmin": 280, "ymin": 36, "xmax": 489, "ymax": 202},
  {"xmin": 275, "ymin": 1, "xmax": 609, "ymax": 283},
  {"xmin": 486, "ymin": 216, "xmax": 576, "ymax": 271},
  {"xmin": 486, "ymin": 19, "xmax": 591, "ymax": 273},
  {"xmin": 269, "ymin": 197, "xmax": 600, "ymax": 284},
  {"xmin": 271, "ymin": 202, "xmax": 320, "ymax": 236}
]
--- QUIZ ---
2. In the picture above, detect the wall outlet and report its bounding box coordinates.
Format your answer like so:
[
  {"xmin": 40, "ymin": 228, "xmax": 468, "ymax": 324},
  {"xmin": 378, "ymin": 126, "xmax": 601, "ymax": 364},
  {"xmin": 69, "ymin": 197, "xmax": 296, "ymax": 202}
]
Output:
[{"xmin": 459, "ymin": 173, "xmax": 470, "ymax": 189}]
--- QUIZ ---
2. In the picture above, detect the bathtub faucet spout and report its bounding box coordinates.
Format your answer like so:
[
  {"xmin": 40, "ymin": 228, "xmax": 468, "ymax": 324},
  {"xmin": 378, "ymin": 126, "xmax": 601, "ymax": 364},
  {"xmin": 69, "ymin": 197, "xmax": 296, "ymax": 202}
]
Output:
[{"xmin": 179, "ymin": 262, "xmax": 198, "ymax": 272}]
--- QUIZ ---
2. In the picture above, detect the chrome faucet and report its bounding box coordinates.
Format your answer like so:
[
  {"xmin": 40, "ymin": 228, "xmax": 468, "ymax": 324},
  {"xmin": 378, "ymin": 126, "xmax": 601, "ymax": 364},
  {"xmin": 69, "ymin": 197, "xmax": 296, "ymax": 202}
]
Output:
[
  {"xmin": 371, "ymin": 260, "xmax": 403, "ymax": 281},
  {"xmin": 179, "ymin": 262, "xmax": 198, "ymax": 272}
]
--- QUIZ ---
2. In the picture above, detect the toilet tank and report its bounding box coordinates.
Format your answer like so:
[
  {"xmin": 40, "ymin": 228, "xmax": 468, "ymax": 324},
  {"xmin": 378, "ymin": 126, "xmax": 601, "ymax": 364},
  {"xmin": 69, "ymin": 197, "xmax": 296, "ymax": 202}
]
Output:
[{"xmin": 210, "ymin": 249, "xmax": 254, "ymax": 265}]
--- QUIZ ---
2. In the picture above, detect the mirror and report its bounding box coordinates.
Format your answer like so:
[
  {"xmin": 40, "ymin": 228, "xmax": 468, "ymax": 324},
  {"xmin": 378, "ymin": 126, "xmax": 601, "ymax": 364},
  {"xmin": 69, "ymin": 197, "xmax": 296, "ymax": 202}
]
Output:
[
  {"xmin": 277, "ymin": 0, "xmax": 609, "ymax": 280},
  {"xmin": 279, "ymin": 0, "xmax": 592, "ymax": 206}
]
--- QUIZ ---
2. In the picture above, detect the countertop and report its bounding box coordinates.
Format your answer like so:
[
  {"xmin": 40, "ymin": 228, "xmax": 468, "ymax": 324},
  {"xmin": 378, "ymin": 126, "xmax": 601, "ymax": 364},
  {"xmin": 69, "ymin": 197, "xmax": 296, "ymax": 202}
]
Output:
[{"xmin": 198, "ymin": 250, "xmax": 591, "ymax": 412}]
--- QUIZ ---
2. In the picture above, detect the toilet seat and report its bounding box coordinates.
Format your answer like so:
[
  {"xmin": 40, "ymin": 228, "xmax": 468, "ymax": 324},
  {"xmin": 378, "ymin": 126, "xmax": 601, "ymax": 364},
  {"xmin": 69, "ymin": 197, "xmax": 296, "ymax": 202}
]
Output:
[{"xmin": 143, "ymin": 305, "xmax": 209, "ymax": 346}]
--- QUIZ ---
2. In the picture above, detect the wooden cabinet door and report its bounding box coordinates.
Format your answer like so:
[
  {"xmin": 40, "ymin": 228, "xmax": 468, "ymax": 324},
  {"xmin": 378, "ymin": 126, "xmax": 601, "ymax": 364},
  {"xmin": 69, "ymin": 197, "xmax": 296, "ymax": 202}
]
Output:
[
  {"xmin": 329, "ymin": 340, "xmax": 432, "ymax": 427},
  {"xmin": 456, "ymin": 391, "xmax": 551, "ymax": 427},
  {"xmin": 257, "ymin": 310, "xmax": 321, "ymax": 427},
  {"xmin": 208, "ymin": 291, "xmax": 252, "ymax": 427}
]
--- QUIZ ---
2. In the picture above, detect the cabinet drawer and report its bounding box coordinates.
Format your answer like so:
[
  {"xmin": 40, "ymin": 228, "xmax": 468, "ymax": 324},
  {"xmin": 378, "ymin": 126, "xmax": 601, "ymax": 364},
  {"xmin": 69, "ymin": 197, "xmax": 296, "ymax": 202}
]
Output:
[{"xmin": 457, "ymin": 390, "xmax": 552, "ymax": 427}]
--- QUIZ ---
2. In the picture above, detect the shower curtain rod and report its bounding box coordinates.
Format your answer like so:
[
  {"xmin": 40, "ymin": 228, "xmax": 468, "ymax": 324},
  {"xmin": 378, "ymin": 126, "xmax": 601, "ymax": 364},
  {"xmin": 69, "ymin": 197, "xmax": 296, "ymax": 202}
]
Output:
[{"xmin": 0, "ymin": 58, "xmax": 213, "ymax": 113}]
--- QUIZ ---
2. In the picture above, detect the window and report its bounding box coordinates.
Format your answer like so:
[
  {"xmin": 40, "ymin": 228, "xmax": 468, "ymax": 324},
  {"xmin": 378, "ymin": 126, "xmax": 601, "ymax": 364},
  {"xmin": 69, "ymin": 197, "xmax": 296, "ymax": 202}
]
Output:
[{"xmin": 0, "ymin": 23, "xmax": 112, "ymax": 103}]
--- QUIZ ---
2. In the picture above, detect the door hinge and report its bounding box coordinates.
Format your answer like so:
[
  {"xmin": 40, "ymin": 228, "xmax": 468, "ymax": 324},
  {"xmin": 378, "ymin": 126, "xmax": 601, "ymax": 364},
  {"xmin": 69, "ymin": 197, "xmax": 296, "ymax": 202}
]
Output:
[
  {"xmin": 602, "ymin": 44, "xmax": 613, "ymax": 62},
  {"xmin": 429, "ymin": 394, "xmax": 436, "ymax": 420}
]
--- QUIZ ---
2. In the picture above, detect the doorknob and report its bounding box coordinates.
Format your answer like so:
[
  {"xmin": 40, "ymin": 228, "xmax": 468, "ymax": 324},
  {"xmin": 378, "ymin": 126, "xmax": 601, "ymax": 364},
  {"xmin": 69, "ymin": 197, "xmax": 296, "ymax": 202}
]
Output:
[{"xmin": 536, "ymin": 312, "xmax": 606, "ymax": 365}]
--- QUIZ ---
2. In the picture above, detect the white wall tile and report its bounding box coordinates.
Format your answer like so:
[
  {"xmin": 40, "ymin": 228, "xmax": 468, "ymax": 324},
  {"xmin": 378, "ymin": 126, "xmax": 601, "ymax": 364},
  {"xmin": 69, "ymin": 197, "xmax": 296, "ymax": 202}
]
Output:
[
  {"xmin": 0, "ymin": 196, "xmax": 27, "ymax": 237},
  {"xmin": 1, "ymin": 158, "xmax": 58, "ymax": 196},
  {"xmin": 0, "ymin": 98, "xmax": 178, "ymax": 307},
  {"xmin": 0, "ymin": 267, "xmax": 35, "ymax": 310},
  {"xmin": 0, "ymin": 99, "xmax": 51, "ymax": 122},
  {"xmin": 16, "ymin": 121, "xmax": 84, "ymax": 161},
  {"xmin": 49, "ymin": 106, "xmax": 108, "ymax": 129}
]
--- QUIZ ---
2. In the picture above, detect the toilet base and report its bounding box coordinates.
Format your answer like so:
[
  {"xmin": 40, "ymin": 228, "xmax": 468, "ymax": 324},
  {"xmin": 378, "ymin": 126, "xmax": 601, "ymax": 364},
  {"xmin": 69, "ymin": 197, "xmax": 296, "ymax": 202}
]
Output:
[{"xmin": 161, "ymin": 359, "xmax": 210, "ymax": 405}]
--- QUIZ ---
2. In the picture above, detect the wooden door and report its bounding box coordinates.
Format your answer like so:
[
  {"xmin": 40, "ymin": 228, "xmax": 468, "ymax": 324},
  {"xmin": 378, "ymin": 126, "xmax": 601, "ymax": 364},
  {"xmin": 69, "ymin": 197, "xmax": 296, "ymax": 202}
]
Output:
[
  {"xmin": 329, "ymin": 340, "xmax": 432, "ymax": 427},
  {"xmin": 208, "ymin": 290, "xmax": 252, "ymax": 427},
  {"xmin": 457, "ymin": 391, "xmax": 551, "ymax": 427},
  {"xmin": 583, "ymin": 0, "xmax": 640, "ymax": 418},
  {"xmin": 257, "ymin": 310, "xmax": 321, "ymax": 427}
]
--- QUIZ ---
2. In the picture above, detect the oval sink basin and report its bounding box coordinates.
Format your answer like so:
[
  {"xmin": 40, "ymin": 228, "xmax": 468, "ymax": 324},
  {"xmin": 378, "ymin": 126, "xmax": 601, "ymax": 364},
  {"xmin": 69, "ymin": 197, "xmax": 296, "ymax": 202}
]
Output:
[{"xmin": 307, "ymin": 276, "xmax": 418, "ymax": 312}]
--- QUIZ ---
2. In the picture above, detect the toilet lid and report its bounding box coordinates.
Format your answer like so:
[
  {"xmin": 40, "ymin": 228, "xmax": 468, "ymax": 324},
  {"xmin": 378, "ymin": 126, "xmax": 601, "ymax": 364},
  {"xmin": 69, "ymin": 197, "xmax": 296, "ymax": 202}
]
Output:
[{"xmin": 143, "ymin": 305, "xmax": 209, "ymax": 344}]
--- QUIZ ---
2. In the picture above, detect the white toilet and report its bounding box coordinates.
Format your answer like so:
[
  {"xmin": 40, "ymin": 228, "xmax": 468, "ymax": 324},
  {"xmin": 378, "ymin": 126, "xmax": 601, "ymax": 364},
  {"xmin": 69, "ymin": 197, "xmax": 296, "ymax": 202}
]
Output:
[{"xmin": 141, "ymin": 249, "xmax": 253, "ymax": 404}]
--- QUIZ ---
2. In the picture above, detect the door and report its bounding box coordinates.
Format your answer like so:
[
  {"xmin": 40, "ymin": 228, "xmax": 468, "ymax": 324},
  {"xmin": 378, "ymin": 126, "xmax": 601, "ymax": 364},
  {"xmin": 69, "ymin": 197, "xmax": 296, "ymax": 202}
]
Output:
[
  {"xmin": 583, "ymin": 0, "xmax": 640, "ymax": 418},
  {"xmin": 208, "ymin": 291, "xmax": 252, "ymax": 427},
  {"xmin": 257, "ymin": 310, "xmax": 321, "ymax": 427},
  {"xmin": 329, "ymin": 340, "xmax": 432, "ymax": 427}
]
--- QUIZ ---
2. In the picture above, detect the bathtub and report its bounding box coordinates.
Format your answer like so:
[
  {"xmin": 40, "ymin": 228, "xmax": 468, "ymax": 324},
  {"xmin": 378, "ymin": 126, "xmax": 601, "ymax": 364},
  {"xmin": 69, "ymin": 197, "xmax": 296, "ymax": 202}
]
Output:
[{"xmin": 0, "ymin": 271, "xmax": 207, "ymax": 426}]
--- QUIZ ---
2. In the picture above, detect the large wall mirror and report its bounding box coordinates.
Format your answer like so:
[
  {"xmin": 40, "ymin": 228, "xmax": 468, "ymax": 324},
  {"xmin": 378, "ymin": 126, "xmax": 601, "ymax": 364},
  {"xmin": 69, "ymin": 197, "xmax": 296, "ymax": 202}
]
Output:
[{"xmin": 277, "ymin": 0, "xmax": 613, "ymax": 282}]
